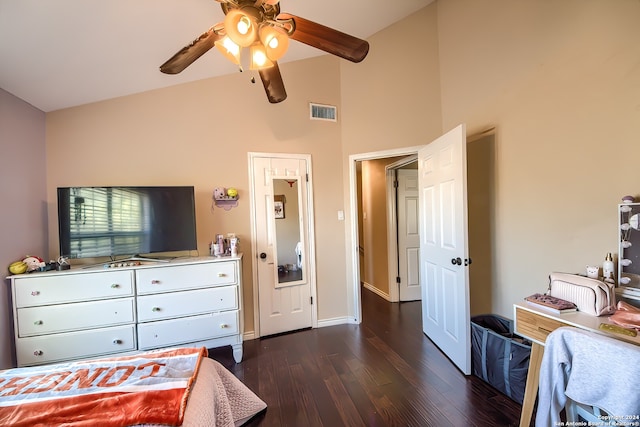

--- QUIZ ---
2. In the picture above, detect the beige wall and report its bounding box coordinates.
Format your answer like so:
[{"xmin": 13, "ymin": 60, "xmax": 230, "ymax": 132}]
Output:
[
  {"xmin": 341, "ymin": 5, "xmax": 443, "ymax": 318},
  {"xmin": 360, "ymin": 159, "xmax": 391, "ymax": 296},
  {"xmin": 342, "ymin": 0, "xmax": 640, "ymax": 318},
  {"xmin": 45, "ymin": 55, "xmax": 350, "ymax": 334},
  {"xmin": 467, "ymin": 133, "xmax": 496, "ymax": 315},
  {"xmin": 436, "ymin": 0, "xmax": 640, "ymax": 315}
]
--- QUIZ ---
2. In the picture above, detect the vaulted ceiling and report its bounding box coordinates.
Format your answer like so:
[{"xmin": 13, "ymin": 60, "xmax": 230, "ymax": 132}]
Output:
[{"xmin": 0, "ymin": 0, "xmax": 434, "ymax": 112}]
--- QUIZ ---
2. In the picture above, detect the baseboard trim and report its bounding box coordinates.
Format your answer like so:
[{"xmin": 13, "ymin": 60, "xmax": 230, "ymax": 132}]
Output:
[
  {"xmin": 362, "ymin": 281, "xmax": 391, "ymax": 302},
  {"xmin": 244, "ymin": 316, "xmax": 358, "ymax": 341},
  {"xmin": 318, "ymin": 316, "xmax": 357, "ymax": 328}
]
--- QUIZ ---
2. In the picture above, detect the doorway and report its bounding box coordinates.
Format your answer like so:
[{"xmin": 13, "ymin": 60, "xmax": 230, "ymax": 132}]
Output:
[
  {"xmin": 349, "ymin": 131, "xmax": 495, "ymax": 323},
  {"xmin": 357, "ymin": 155, "xmax": 420, "ymax": 303},
  {"xmin": 350, "ymin": 146, "xmax": 423, "ymax": 323}
]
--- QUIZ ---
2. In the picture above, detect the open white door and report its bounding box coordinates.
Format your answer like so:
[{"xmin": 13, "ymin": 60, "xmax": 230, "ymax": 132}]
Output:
[{"xmin": 418, "ymin": 124, "xmax": 471, "ymax": 375}]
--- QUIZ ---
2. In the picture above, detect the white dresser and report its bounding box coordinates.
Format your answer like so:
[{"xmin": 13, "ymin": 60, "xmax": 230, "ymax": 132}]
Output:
[{"xmin": 8, "ymin": 255, "xmax": 243, "ymax": 367}]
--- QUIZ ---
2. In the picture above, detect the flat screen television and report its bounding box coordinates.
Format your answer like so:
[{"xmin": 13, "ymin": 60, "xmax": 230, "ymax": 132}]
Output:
[{"xmin": 57, "ymin": 186, "xmax": 197, "ymax": 260}]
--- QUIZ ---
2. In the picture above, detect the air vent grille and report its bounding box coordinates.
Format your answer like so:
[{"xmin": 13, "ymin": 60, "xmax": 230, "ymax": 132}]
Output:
[{"xmin": 310, "ymin": 103, "xmax": 337, "ymax": 122}]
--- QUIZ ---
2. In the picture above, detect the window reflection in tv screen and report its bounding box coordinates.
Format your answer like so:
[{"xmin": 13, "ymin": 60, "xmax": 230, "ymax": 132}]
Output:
[{"xmin": 57, "ymin": 186, "xmax": 197, "ymax": 259}]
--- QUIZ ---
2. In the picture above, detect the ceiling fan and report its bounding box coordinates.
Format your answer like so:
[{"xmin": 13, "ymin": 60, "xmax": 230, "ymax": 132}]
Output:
[{"xmin": 159, "ymin": 0, "xmax": 370, "ymax": 104}]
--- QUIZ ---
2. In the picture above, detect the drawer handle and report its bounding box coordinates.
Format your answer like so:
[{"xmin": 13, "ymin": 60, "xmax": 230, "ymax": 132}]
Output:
[
  {"xmin": 151, "ymin": 280, "xmax": 161, "ymax": 285},
  {"xmin": 152, "ymin": 307, "xmax": 161, "ymax": 312},
  {"xmin": 113, "ymin": 339, "xmax": 123, "ymax": 345},
  {"xmin": 111, "ymin": 284, "xmax": 120, "ymax": 289},
  {"xmin": 220, "ymin": 323, "xmax": 229, "ymax": 329},
  {"xmin": 537, "ymin": 326, "xmax": 553, "ymax": 334},
  {"xmin": 31, "ymin": 291, "xmax": 40, "ymax": 296},
  {"xmin": 33, "ymin": 350, "xmax": 44, "ymax": 357},
  {"xmin": 34, "ymin": 320, "xmax": 43, "ymax": 326},
  {"xmin": 218, "ymin": 273, "xmax": 226, "ymax": 277}
]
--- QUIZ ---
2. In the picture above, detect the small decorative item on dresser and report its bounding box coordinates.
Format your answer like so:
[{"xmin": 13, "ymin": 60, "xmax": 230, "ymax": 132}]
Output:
[
  {"xmin": 585, "ymin": 265, "xmax": 599, "ymax": 279},
  {"xmin": 548, "ymin": 272, "xmax": 616, "ymax": 316},
  {"xmin": 524, "ymin": 293, "xmax": 578, "ymax": 314},
  {"xmin": 602, "ymin": 253, "xmax": 615, "ymax": 283},
  {"xmin": 56, "ymin": 256, "xmax": 70, "ymax": 270},
  {"xmin": 8, "ymin": 260, "xmax": 28, "ymax": 275}
]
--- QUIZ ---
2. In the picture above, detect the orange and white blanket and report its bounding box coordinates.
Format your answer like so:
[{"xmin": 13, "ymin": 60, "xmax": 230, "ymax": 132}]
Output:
[{"xmin": 0, "ymin": 347, "xmax": 206, "ymax": 427}]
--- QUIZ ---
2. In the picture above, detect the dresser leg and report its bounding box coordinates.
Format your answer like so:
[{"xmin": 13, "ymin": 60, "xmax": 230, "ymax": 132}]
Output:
[
  {"xmin": 232, "ymin": 343, "xmax": 243, "ymax": 363},
  {"xmin": 520, "ymin": 342, "xmax": 544, "ymax": 427}
]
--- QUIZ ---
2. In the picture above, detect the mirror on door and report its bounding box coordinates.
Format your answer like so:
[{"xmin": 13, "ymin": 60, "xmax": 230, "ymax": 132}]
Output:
[{"xmin": 273, "ymin": 177, "xmax": 305, "ymax": 287}]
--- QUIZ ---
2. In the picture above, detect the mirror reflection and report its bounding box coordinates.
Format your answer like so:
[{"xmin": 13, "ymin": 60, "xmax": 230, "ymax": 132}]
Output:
[
  {"xmin": 619, "ymin": 203, "xmax": 640, "ymax": 288},
  {"xmin": 273, "ymin": 178, "xmax": 304, "ymax": 285}
]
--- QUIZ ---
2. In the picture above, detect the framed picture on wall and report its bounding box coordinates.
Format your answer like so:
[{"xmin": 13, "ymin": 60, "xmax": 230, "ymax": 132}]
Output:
[{"xmin": 274, "ymin": 195, "xmax": 285, "ymax": 219}]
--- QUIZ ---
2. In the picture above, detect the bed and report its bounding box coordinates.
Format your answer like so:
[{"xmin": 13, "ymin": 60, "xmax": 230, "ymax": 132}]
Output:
[{"xmin": 0, "ymin": 347, "xmax": 267, "ymax": 427}]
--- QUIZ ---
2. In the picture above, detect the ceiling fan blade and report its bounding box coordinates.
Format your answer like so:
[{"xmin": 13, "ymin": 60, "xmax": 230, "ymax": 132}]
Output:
[
  {"xmin": 278, "ymin": 13, "xmax": 369, "ymax": 63},
  {"xmin": 259, "ymin": 62, "xmax": 287, "ymax": 103},
  {"xmin": 160, "ymin": 27, "xmax": 222, "ymax": 74}
]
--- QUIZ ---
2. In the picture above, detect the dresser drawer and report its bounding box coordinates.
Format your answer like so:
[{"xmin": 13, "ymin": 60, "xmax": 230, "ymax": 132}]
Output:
[
  {"xmin": 16, "ymin": 325, "xmax": 136, "ymax": 367},
  {"xmin": 136, "ymin": 261, "xmax": 236, "ymax": 294},
  {"xmin": 17, "ymin": 298, "xmax": 135, "ymax": 337},
  {"xmin": 137, "ymin": 286, "xmax": 237, "ymax": 322},
  {"xmin": 138, "ymin": 311, "xmax": 238, "ymax": 350},
  {"xmin": 515, "ymin": 306, "xmax": 568, "ymax": 344},
  {"xmin": 13, "ymin": 270, "xmax": 134, "ymax": 308}
]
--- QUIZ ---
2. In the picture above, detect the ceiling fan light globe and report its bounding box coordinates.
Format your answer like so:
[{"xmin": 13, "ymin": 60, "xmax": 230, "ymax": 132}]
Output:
[
  {"xmin": 215, "ymin": 36, "xmax": 241, "ymax": 65},
  {"xmin": 249, "ymin": 43, "xmax": 274, "ymax": 70},
  {"xmin": 237, "ymin": 17, "xmax": 251, "ymax": 35},
  {"xmin": 259, "ymin": 26, "xmax": 289, "ymax": 61},
  {"xmin": 224, "ymin": 9, "xmax": 257, "ymax": 47}
]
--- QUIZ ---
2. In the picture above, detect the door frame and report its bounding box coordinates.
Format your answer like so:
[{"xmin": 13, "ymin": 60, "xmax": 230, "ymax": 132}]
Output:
[
  {"xmin": 348, "ymin": 146, "xmax": 423, "ymax": 323},
  {"xmin": 248, "ymin": 152, "xmax": 318, "ymax": 338},
  {"xmin": 385, "ymin": 155, "xmax": 418, "ymax": 303}
]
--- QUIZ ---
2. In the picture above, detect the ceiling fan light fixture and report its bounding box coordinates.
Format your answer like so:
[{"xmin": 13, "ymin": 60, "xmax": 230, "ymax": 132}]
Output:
[
  {"xmin": 249, "ymin": 43, "xmax": 274, "ymax": 70},
  {"xmin": 224, "ymin": 9, "xmax": 258, "ymax": 47},
  {"xmin": 215, "ymin": 36, "xmax": 241, "ymax": 65},
  {"xmin": 259, "ymin": 25, "xmax": 289, "ymax": 61}
]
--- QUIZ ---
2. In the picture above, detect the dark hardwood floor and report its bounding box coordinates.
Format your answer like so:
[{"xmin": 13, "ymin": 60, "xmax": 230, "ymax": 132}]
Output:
[{"xmin": 208, "ymin": 288, "xmax": 523, "ymax": 426}]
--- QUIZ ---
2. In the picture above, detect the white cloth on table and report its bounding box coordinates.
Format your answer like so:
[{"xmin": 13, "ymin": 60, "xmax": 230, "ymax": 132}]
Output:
[{"xmin": 536, "ymin": 326, "xmax": 640, "ymax": 426}]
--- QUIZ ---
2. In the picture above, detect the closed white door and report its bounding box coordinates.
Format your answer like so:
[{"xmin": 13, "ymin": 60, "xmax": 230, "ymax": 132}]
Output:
[
  {"xmin": 418, "ymin": 124, "xmax": 471, "ymax": 375},
  {"xmin": 397, "ymin": 169, "xmax": 421, "ymax": 301},
  {"xmin": 250, "ymin": 155, "xmax": 314, "ymax": 337}
]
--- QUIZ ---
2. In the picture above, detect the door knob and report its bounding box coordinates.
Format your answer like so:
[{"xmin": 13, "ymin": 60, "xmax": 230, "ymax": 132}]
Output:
[
  {"xmin": 259, "ymin": 252, "xmax": 267, "ymax": 259},
  {"xmin": 465, "ymin": 258, "xmax": 473, "ymax": 266},
  {"xmin": 451, "ymin": 257, "xmax": 462, "ymax": 266}
]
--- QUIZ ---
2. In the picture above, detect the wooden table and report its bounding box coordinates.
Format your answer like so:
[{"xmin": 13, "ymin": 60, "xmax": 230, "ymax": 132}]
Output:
[{"xmin": 513, "ymin": 302, "xmax": 640, "ymax": 427}]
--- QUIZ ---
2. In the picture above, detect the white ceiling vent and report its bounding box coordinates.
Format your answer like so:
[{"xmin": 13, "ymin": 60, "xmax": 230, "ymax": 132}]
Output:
[{"xmin": 310, "ymin": 103, "xmax": 337, "ymax": 122}]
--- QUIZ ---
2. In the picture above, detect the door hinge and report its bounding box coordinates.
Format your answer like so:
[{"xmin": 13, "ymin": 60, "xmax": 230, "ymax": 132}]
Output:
[
  {"xmin": 396, "ymin": 276, "xmax": 401, "ymax": 284},
  {"xmin": 306, "ymin": 173, "xmax": 309, "ymax": 182},
  {"xmin": 393, "ymin": 180, "xmax": 399, "ymax": 188},
  {"xmin": 310, "ymin": 296, "xmax": 313, "ymax": 305}
]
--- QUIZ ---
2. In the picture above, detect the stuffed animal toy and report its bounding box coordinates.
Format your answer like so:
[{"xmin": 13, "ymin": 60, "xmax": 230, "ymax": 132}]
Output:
[
  {"xmin": 214, "ymin": 187, "xmax": 227, "ymax": 200},
  {"xmin": 23, "ymin": 255, "xmax": 46, "ymax": 272}
]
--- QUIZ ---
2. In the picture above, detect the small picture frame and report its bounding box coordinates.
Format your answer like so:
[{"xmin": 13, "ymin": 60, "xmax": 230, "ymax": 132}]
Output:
[{"xmin": 274, "ymin": 195, "xmax": 285, "ymax": 219}]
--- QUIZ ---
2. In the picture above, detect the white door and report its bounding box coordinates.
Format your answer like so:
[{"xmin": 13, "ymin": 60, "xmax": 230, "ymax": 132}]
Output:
[
  {"xmin": 397, "ymin": 169, "xmax": 421, "ymax": 301},
  {"xmin": 418, "ymin": 124, "xmax": 471, "ymax": 375},
  {"xmin": 250, "ymin": 155, "xmax": 314, "ymax": 337}
]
